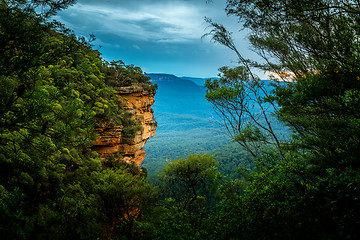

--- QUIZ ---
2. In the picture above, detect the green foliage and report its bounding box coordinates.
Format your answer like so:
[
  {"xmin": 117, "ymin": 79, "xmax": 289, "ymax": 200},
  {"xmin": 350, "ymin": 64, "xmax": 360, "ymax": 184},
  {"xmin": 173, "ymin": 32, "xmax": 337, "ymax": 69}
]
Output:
[
  {"xmin": 151, "ymin": 154, "xmax": 221, "ymax": 239},
  {"xmin": 273, "ymin": 66, "xmax": 360, "ymax": 170},
  {"xmin": 205, "ymin": 66, "xmax": 249, "ymax": 101},
  {"xmin": 0, "ymin": 187, "xmax": 29, "ymax": 240},
  {"xmin": 6, "ymin": 0, "xmax": 77, "ymax": 18},
  {"xmin": 159, "ymin": 153, "xmax": 219, "ymax": 210},
  {"xmin": 0, "ymin": 2, "xmax": 154, "ymax": 239},
  {"xmin": 121, "ymin": 124, "xmax": 143, "ymax": 143},
  {"xmin": 212, "ymin": 152, "xmax": 360, "ymax": 240},
  {"xmin": 103, "ymin": 60, "xmax": 151, "ymax": 87},
  {"xmin": 149, "ymin": 202, "xmax": 209, "ymax": 240},
  {"xmin": 210, "ymin": 142, "xmax": 254, "ymax": 179},
  {"xmin": 201, "ymin": 0, "xmax": 360, "ymax": 239},
  {"xmin": 224, "ymin": 0, "xmax": 360, "ymax": 77}
]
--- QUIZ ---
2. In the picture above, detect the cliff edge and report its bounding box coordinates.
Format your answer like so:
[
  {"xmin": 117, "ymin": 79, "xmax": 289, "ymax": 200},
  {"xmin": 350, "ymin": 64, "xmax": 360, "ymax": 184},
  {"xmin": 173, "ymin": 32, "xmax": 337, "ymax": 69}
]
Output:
[{"xmin": 92, "ymin": 83, "xmax": 157, "ymax": 165}]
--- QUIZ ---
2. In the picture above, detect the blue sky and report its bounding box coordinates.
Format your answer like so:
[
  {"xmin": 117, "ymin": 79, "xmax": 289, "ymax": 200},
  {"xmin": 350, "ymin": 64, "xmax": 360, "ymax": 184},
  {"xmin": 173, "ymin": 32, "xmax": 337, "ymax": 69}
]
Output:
[{"xmin": 55, "ymin": 0, "xmax": 262, "ymax": 78}]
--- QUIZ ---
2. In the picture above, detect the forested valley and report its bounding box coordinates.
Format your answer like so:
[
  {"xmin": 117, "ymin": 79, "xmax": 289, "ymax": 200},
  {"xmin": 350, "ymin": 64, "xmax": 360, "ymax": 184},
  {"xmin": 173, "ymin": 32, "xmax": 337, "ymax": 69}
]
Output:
[{"xmin": 1, "ymin": 0, "xmax": 360, "ymax": 239}]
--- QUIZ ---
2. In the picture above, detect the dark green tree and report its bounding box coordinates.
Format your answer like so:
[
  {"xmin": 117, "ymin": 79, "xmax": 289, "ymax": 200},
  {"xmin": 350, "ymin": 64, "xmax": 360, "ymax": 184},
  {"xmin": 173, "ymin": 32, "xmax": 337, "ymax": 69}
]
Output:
[
  {"xmin": 204, "ymin": 0, "xmax": 360, "ymax": 156},
  {"xmin": 153, "ymin": 153, "xmax": 220, "ymax": 239},
  {"xmin": 204, "ymin": 0, "xmax": 360, "ymax": 239},
  {"xmin": 0, "ymin": 1, "xmax": 156, "ymax": 239},
  {"xmin": 223, "ymin": 0, "xmax": 360, "ymax": 77},
  {"xmin": 7, "ymin": 0, "xmax": 76, "ymax": 18},
  {"xmin": 159, "ymin": 153, "xmax": 219, "ymax": 211}
]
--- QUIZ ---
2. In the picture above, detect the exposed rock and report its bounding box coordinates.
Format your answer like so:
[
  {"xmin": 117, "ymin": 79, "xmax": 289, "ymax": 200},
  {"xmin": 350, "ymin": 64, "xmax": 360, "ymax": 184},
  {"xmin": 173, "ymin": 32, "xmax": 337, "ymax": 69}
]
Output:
[{"xmin": 92, "ymin": 83, "xmax": 157, "ymax": 166}]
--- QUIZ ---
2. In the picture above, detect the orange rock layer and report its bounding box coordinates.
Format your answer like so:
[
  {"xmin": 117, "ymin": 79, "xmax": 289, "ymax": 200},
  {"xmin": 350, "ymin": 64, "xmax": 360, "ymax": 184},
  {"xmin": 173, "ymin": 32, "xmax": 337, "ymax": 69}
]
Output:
[{"xmin": 92, "ymin": 83, "xmax": 157, "ymax": 166}]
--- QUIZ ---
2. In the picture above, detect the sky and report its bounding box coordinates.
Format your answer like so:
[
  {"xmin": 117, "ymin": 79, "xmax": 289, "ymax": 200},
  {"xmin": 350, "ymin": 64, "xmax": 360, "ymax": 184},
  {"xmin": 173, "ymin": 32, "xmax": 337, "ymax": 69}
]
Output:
[{"xmin": 55, "ymin": 0, "xmax": 261, "ymax": 78}]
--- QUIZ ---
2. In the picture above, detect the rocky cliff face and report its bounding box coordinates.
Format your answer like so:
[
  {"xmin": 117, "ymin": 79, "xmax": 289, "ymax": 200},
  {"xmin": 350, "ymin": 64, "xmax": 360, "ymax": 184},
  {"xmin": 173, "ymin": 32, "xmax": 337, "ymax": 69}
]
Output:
[{"xmin": 92, "ymin": 83, "xmax": 157, "ymax": 166}]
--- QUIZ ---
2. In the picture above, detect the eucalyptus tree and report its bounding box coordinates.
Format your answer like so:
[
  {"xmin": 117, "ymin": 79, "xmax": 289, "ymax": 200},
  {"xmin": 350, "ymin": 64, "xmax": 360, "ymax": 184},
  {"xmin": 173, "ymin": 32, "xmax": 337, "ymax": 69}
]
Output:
[
  {"xmin": 204, "ymin": 1, "xmax": 360, "ymax": 239},
  {"xmin": 204, "ymin": 0, "xmax": 360, "ymax": 158},
  {"xmin": 6, "ymin": 0, "xmax": 76, "ymax": 17}
]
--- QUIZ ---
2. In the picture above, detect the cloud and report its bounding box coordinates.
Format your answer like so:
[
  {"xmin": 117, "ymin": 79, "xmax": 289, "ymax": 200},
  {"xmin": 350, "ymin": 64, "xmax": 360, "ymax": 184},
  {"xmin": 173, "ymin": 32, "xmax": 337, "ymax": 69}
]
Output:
[
  {"xmin": 58, "ymin": 0, "xmax": 212, "ymax": 43},
  {"xmin": 54, "ymin": 0, "xmax": 255, "ymax": 78}
]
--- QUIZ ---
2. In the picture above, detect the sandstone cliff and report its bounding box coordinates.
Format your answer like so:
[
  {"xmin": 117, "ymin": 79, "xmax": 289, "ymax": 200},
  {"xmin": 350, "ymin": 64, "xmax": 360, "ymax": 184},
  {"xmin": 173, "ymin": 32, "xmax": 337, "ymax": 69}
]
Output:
[{"xmin": 92, "ymin": 83, "xmax": 157, "ymax": 166}]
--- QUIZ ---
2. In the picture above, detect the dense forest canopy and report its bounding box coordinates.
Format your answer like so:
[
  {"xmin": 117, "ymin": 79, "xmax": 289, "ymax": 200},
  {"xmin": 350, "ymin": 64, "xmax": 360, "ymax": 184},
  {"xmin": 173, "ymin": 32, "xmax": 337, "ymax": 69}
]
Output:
[
  {"xmin": 1, "ymin": 0, "xmax": 360, "ymax": 239},
  {"xmin": 0, "ymin": 1, "xmax": 155, "ymax": 239}
]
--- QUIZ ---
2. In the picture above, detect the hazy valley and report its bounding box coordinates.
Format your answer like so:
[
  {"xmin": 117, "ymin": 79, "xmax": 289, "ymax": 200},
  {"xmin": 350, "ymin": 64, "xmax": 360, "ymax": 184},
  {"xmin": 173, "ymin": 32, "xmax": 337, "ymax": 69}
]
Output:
[{"xmin": 142, "ymin": 74, "xmax": 253, "ymax": 179}]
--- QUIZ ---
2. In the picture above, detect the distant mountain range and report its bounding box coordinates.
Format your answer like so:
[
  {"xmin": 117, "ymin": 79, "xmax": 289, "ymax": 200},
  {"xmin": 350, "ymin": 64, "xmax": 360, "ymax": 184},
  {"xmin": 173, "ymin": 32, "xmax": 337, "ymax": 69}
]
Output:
[
  {"xmin": 146, "ymin": 73, "xmax": 216, "ymax": 120},
  {"xmin": 142, "ymin": 74, "xmax": 287, "ymax": 180},
  {"xmin": 142, "ymin": 74, "xmax": 231, "ymax": 178},
  {"xmin": 180, "ymin": 76, "xmax": 218, "ymax": 86},
  {"xmin": 148, "ymin": 74, "xmax": 203, "ymax": 87}
]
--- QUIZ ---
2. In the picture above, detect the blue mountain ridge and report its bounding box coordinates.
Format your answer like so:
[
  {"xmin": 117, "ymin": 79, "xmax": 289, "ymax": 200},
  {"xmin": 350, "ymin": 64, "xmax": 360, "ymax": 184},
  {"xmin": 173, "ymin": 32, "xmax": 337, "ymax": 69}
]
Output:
[
  {"xmin": 180, "ymin": 76, "xmax": 218, "ymax": 86},
  {"xmin": 142, "ymin": 74, "xmax": 231, "ymax": 177},
  {"xmin": 146, "ymin": 73, "xmax": 215, "ymax": 120},
  {"xmin": 142, "ymin": 74, "xmax": 286, "ymax": 179}
]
